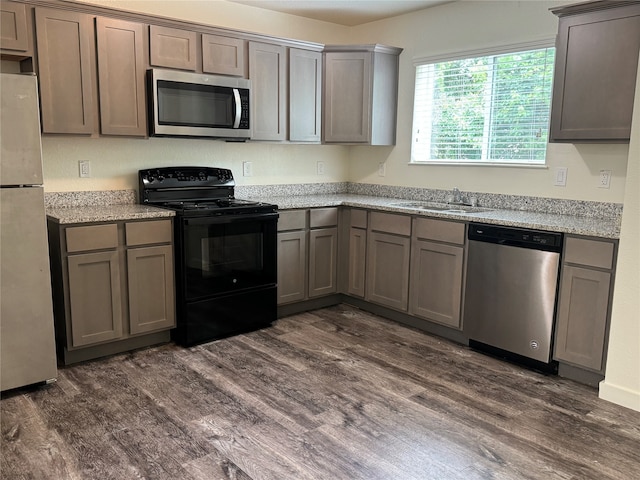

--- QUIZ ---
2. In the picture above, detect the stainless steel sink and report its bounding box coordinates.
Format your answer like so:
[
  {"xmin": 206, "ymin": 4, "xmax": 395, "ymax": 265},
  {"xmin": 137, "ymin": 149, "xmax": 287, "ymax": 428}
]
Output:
[{"xmin": 391, "ymin": 201, "xmax": 493, "ymax": 214}]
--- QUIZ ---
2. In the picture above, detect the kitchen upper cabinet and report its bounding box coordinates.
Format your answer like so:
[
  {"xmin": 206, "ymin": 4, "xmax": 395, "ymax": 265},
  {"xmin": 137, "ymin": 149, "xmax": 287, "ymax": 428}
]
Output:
[
  {"xmin": 149, "ymin": 25, "xmax": 197, "ymax": 71},
  {"xmin": 550, "ymin": 2, "xmax": 640, "ymax": 142},
  {"xmin": 289, "ymin": 48, "xmax": 322, "ymax": 143},
  {"xmin": 96, "ymin": 17, "xmax": 146, "ymax": 136},
  {"xmin": 409, "ymin": 218, "xmax": 466, "ymax": 329},
  {"xmin": 35, "ymin": 8, "xmax": 95, "ymax": 134},
  {"xmin": 366, "ymin": 212, "xmax": 411, "ymax": 311},
  {"xmin": 249, "ymin": 41, "xmax": 287, "ymax": 141},
  {"xmin": 323, "ymin": 44, "xmax": 402, "ymax": 145},
  {"xmin": 0, "ymin": 0, "xmax": 31, "ymax": 57},
  {"xmin": 202, "ymin": 34, "xmax": 245, "ymax": 76},
  {"xmin": 554, "ymin": 236, "xmax": 617, "ymax": 373},
  {"xmin": 48, "ymin": 218, "xmax": 175, "ymax": 364}
]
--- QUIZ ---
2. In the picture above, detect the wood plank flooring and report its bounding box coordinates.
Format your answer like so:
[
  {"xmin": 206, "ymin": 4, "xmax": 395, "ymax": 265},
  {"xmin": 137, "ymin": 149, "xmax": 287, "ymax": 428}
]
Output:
[{"xmin": 2, "ymin": 305, "xmax": 640, "ymax": 479}]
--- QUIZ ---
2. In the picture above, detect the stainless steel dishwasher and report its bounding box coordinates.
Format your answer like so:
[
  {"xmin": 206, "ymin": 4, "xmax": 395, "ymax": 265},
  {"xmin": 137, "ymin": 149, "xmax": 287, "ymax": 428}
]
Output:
[{"xmin": 463, "ymin": 223, "xmax": 563, "ymax": 372}]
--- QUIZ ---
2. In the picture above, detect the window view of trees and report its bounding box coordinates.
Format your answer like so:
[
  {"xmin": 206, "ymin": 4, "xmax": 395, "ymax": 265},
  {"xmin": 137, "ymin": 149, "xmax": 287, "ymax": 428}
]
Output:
[{"xmin": 412, "ymin": 47, "xmax": 555, "ymax": 164}]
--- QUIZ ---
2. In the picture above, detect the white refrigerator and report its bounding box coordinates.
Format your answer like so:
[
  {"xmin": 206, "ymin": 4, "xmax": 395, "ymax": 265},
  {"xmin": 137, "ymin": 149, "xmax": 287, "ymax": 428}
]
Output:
[{"xmin": 0, "ymin": 73, "xmax": 57, "ymax": 391}]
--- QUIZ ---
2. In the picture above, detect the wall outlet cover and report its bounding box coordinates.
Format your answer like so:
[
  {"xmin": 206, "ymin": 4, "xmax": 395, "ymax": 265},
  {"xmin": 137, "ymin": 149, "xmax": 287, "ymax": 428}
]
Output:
[
  {"xmin": 79, "ymin": 161, "xmax": 91, "ymax": 178},
  {"xmin": 554, "ymin": 167, "xmax": 567, "ymax": 187}
]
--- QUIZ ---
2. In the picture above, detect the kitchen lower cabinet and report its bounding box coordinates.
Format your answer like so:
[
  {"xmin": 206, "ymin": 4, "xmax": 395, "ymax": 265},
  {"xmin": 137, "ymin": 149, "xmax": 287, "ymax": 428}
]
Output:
[
  {"xmin": 554, "ymin": 236, "xmax": 617, "ymax": 372},
  {"xmin": 48, "ymin": 218, "xmax": 175, "ymax": 364},
  {"xmin": 366, "ymin": 212, "xmax": 411, "ymax": 311},
  {"xmin": 277, "ymin": 208, "xmax": 338, "ymax": 304},
  {"xmin": 96, "ymin": 17, "xmax": 146, "ymax": 136},
  {"xmin": 345, "ymin": 209, "xmax": 368, "ymax": 298},
  {"xmin": 409, "ymin": 218, "xmax": 465, "ymax": 329},
  {"xmin": 67, "ymin": 250, "xmax": 123, "ymax": 347}
]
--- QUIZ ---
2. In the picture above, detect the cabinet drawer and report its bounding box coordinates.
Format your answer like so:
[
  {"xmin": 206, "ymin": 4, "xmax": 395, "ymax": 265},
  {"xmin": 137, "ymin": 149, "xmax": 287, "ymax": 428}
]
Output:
[
  {"xmin": 413, "ymin": 217, "xmax": 465, "ymax": 245},
  {"xmin": 564, "ymin": 237, "xmax": 614, "ymax": 269},
  {"xmin": 310, "ymin": 207, "xmax": 338, "ymax": 228},
  {"xmin": 278, "ymin": 210, "xmax": 307, "ymax": 231},
  {"xmin": 66, "ymin": 224, "xmax": 118, "ymax": 253},
  {"xmin": 350, "ymin": 209, "xmax": 367, "ymax": 229},
  {"xmin": 126, "ymin": 220, "xmax": 172, "ymax": 246},
  {"xmin": 369, "ymin": 211, "xmax": 411, "ymax": 236}
]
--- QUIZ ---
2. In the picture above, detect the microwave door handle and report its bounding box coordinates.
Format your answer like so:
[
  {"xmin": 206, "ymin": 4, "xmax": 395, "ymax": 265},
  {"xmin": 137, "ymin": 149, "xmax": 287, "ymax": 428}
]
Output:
[{"xmin": 233, "ymin": 88, "xmax": 241, "ymax": 129}]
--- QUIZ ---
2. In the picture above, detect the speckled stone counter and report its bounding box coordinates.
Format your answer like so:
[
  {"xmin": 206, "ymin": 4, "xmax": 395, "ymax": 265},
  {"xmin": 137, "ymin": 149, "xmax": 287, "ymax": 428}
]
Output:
[
  {"xmin": 46, "ymin": 204, "xmax": 174, "ymax": 224},
  {"xmin": 251, "ymin": 194, "xmax": 621, "ymax": 239}
]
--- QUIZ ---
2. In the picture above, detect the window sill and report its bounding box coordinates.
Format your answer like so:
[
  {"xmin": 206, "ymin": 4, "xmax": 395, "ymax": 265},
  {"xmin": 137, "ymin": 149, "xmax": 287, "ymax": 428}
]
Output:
[{"xmin": 409, "ymin": 161, "xmax": 548, "ymax": 169}]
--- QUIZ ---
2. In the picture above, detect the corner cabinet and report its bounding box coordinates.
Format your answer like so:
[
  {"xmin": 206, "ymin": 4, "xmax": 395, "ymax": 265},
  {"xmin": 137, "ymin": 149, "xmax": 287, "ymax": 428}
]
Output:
[
  {"xmin": 554, "ymin": 236, "xmax": 617, "ymax": 373},
  {"xmin": 323, "ymin": 44, "xmax": 402, "ymax": 145},
  {"xmin": 550, "ymin": 1, "xmax": 640, "ymax": 142},
  {"xmin": 409, "ymin": 218, "xmax": 466, "ymax": 330},
  {"xmin": 47, "ymin": 218, "xmax": 175, "ymax": 364},
  {"xmin": 277, "ymin": 208, "xmax": 338, "ymax": 305}
]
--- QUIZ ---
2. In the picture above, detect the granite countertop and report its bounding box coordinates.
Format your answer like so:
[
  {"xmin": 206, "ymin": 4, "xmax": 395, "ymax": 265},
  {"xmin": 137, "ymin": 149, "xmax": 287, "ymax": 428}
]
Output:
[
  {"xmin": 45, "ymin": 192, "xmax": 621, "ymax": 239},
  {"xmin": 46, "ymin": 204, "xmax": 175, "ymax": 224},
  {"xmin": 251, "ymin": 194, "xmax": 621, "ymax": 239}
]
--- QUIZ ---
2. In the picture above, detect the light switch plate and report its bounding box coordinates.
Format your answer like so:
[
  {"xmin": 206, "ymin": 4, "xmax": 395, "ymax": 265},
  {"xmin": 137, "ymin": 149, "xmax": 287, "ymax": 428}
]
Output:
[
  {"xmin": 554, "ymin": 167, "xmax": 567, "ymax": 186},
  {"xmin": 242, "ymin": 161, "xmax": 253, "ymax": 177}
]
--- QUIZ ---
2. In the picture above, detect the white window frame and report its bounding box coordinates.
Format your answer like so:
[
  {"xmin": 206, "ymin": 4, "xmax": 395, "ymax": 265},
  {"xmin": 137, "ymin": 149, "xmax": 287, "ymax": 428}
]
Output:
[{"xmin": 410, "ymin": 38, "xmax": 556, "ymax": 167}]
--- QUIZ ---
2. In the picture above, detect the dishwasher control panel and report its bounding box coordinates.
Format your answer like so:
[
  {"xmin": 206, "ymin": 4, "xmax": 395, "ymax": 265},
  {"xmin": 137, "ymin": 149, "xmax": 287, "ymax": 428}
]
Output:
[{"xmin": 468, "ymin": 223, "xmax": 562, "ymax": 251}]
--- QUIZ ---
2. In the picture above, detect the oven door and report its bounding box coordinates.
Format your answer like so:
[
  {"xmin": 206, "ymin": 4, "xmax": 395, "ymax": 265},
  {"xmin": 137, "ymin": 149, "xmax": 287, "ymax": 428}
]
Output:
[{"xmin": 178, "ymin": 212, "xmax": 278, "ymax": 301}]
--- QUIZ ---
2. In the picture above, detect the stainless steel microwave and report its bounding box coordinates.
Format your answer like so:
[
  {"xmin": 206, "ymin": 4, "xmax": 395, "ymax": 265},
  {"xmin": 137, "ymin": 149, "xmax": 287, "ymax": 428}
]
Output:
[{"xmin": 147, "ymin": 69, "xmax": 251, "ymax": 140}]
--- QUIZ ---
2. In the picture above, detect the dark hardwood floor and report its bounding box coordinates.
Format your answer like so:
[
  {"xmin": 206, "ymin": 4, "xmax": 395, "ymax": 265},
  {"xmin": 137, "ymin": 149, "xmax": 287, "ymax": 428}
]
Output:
[{"xmin": 2, "ymin": 305, "xmax": 640, "ymax": 479}]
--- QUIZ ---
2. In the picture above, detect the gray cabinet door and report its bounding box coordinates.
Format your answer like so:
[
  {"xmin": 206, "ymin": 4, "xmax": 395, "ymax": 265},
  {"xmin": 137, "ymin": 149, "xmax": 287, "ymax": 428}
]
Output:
[
  {"xmin": 277, "ymin": 230, "xmax": 307, "ymax": 304},
  {"xmin": 366, "ymin": 231, "xmax": 410, "ymax": 311},
  {"xmin": 202, "ymin": 34, "xmax": 245, "ymax": 76},
  {"xmin": 554, "ymin": 265, "xmax": 611, "ymax": 371},
  {"xmin": 347, "ymin": 227, "xmax": 367, "ymax": 298},
  {"xmin": 96, "ymin": 17, "xmax": 146, "ymax": 136},
  {"xmin": 35, "ymin": 8, "xmax": 95, "ymax": 134},
  {"xmin": 249, "ymin": 41, "xmax": 287, "ymax": 140},
  {"xmin": 149, "ymin": 25, "xmax": 197, "ymax": 71},
  {"xmin": 289, "ymin": 48, "xmax": 322, "ymax": 142},
  {"xmin": 409, "ymin": 240, "xmax": 464, "ymax": 329},
  {"xmin": 0, "ymin": 1, "xmax": 29, "ymax": 53},
  {"xmin": 323, "ymin": 51, "xmax": 371, "ymax": 143},
  {"xmin": 67, "ymin": 250, "xmax": 123, "ymax": 347},
  {"xmin": 127, "ymin": 245, "xmax": 175, "ymax": 335},
  {"xmin": 308, "ymin": 227, "xmax": 337, "ymax": 297},
  {"xmin": 550, "ymin": 4, "xmax": 640, "ymax": 141}
]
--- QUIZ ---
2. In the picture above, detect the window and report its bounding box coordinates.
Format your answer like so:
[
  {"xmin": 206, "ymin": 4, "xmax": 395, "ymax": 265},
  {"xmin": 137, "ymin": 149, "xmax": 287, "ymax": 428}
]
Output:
[{"xmin": 411, "ymin": 46, "xmax": 555, "ymax": 165}]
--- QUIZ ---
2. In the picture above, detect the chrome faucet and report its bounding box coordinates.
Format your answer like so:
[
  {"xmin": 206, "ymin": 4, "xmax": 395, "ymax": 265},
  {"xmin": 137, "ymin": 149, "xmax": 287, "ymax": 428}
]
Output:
[{"xmin": 452, "ymin": 187, "xmax": 462, "ymax": 204}]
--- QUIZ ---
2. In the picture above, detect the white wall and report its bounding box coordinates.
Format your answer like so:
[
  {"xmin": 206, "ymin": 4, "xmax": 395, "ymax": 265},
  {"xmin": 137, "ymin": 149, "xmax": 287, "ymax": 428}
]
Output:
[
  {"xmin": 599, "ymin": 55, "xmax": 640, "ymax": 412},
  {"xmin": 347, "ymin": 0, "xmax": 628, "ymax": 203}
]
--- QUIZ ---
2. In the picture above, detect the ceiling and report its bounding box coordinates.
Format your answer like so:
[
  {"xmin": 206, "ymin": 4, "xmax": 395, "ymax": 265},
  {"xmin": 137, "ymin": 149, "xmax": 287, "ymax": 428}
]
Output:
[{"xmin": 227, "ymin": 0, "xmax": 453, "ymax": 26}]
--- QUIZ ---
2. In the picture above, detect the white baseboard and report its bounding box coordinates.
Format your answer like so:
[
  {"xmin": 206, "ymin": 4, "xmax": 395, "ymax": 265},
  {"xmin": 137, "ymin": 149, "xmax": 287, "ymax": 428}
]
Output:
[{"xmin": 599, "ymin": 380, "xmax": 640, "ymax": 412}]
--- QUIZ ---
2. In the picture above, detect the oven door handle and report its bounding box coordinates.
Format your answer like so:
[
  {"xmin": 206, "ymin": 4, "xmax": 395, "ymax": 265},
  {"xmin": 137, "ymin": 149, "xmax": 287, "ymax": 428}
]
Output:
[{"xmin": 184, "ymin": 211, "xmax": 279, "ymax": 225}]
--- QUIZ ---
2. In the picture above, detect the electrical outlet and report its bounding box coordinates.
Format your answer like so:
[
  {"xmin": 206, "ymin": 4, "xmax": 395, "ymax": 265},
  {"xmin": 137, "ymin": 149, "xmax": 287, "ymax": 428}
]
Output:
[
  {"xmin": 554, "ymin": 167, "xmax": 567, "ymax": 187},
  {"xmin": 316, "ymin": 161, "xmax": 325, "ymax": 175},
  {"xmin": 242, "ymin": 161, "xmax": 253, "ymax": 177},
  {"xmin": 378, "ymin": 162, "xmax": 386, "ymax": 177},
  {"xmin": 79, "ymin": 161, "xmax": 91, "ymax": 178},
  {"xmin": 599, "ymin": 170, "xmax": 611, "ymax": 189}
]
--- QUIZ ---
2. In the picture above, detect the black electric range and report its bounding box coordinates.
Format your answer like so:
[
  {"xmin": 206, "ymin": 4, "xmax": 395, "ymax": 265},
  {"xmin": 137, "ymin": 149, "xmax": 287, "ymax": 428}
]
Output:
[{"xmin": 139, "ymin": 167, "xmax": 279, "ymax": 346}]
